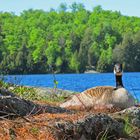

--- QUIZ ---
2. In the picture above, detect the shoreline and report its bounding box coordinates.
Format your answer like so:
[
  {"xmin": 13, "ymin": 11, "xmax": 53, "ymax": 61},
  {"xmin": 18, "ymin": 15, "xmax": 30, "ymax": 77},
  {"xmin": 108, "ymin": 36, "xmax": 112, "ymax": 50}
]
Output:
[{"xmin": 32, "ymin": 86, "xmax": 78, "ymax": 98}]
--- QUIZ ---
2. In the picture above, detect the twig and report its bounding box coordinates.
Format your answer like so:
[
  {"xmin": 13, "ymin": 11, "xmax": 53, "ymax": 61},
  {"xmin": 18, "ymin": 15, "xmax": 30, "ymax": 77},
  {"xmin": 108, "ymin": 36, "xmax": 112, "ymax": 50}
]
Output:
[
  {"xmin": 7, "ymin": 102, "xmax": 31, "ymax": 122},
  {"xmin": 0, "ymin": 115, "xmax": 13, "ymax": 120},
  {"xmin": 0, "ymin": 110, "xmax": 16, "ymax": 116},
  {"xmin": 27, "ymin": 105, "xmax": 36, "ymax": 116},
  {"xmin": 96, "ymin": 126, "xmax": 110, "ymax": 140},
  {"xmin": 127, "ymin": 127, "xmax": 138, "ymax": 135}
]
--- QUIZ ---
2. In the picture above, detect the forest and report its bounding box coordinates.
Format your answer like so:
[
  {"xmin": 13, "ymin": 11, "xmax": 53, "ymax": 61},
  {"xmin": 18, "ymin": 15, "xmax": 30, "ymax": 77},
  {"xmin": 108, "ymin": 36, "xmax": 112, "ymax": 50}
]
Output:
[{"xmin": 0, "ymin": 3, "xmax": 140, "ymax": 74}]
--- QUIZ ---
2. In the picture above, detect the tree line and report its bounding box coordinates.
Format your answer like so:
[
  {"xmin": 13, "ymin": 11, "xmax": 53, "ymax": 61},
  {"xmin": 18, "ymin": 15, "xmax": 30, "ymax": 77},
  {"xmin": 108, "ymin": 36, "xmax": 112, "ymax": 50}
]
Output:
[{"xmin": 0, "ymin": 3, "xmax": 140, "ymax": 74}]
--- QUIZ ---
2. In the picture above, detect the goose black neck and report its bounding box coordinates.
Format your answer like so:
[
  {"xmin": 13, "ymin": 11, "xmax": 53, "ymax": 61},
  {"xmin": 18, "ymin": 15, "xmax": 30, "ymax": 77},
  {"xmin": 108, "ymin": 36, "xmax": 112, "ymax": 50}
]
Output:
[{"xmin": 115, "ymin": 75, "xmax": 124, "ymax": 88}]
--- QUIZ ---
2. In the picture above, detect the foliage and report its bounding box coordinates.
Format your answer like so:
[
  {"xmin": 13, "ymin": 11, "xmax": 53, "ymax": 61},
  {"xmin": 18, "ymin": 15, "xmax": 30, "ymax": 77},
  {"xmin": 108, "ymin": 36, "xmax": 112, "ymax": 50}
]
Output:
[
  {"xmin": 0, "ymin": 78, "xmax": 70, "ymax": 102},
  {"xmin": 123, "ymin": 116, "xmax": 136, "ymax": 135},
  {"xmin": 113, "ymin": 31, "xmax": 140, "ymax": 71},
  {"xmin": 0, "ymin": 3, "xmax": 140, "ymax": 73}
]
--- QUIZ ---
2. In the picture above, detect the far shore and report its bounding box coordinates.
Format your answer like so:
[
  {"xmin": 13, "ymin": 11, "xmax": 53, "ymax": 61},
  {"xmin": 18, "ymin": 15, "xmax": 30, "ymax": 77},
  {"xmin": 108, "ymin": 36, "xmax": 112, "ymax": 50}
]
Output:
[{"xmin": 84, "ymin": 70, "xmax": 100, "ymax": 73}]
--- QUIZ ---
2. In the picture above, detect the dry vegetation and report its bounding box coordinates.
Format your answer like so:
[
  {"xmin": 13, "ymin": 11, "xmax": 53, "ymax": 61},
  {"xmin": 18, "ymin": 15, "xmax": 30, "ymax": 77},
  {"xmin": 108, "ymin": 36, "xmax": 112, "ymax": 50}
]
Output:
[
  {"xmin": 0, "ymin": 99, "xmax": 124, "ymax": 140},
  {"xmin": 0, "ymin": 82, "xmax": 139, "ymax": 139}
]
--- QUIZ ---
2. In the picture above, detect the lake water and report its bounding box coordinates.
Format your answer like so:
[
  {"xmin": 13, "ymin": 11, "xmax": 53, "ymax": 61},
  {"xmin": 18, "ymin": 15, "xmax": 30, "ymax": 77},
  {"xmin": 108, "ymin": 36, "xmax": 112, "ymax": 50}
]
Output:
[{"xmin": 4, "ymin": 73, "xmax": 140, "ymax": 101}]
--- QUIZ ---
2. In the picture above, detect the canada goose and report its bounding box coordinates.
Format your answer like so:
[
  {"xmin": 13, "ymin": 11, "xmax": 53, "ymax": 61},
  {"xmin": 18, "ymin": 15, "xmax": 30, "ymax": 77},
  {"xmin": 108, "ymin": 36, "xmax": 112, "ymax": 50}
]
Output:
[{"xmin": 60, "ymin": 63, "xmax": 136, "ymax": 109}]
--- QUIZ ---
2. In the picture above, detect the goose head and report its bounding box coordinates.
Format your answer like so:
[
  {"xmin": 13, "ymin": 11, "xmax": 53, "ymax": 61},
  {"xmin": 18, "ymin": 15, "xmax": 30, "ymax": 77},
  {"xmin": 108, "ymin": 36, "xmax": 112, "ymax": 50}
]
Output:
[
  {"xmin": 114, "ymin": 63, "xmax": 123, "ymax": 76},
  {"xmin": 114, "ymin": 63, "xmax": 124, "ymax": 88}
]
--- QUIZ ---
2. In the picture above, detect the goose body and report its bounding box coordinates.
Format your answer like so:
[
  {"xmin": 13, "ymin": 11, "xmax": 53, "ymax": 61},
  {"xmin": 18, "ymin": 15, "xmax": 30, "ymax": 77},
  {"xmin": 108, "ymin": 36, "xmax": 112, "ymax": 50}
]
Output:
[
  {"xmin": 60, "ymin": 86, "xmax": 135, "ymax": 109},
  {"xmin": 60, "ymin": 64, "xmax": 136, "ymax": 109}
]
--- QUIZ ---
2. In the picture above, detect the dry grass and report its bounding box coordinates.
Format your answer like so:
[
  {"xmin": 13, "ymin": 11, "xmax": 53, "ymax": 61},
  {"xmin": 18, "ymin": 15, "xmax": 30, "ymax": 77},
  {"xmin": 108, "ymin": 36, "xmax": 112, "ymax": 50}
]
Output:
[{"xmin": 0, "ymin": 101, "xmax": 124, "ymax": 140}]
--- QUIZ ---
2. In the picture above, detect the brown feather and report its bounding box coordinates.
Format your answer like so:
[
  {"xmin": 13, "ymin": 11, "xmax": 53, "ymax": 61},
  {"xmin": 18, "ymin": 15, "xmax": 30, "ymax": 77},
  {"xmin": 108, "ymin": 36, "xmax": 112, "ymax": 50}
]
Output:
[{"xmin": 60, "ymin": 86, "xmax": 135, "ymax": 109}]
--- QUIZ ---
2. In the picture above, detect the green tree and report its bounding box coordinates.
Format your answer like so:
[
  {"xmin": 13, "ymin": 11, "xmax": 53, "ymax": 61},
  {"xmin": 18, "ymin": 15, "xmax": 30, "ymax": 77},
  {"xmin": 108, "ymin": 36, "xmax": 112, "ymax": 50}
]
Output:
[
  {"xmin": 0, "ymin": 4, "xmax": 140, "ymax": 74},
  {"xmin": 58, "ymin": 3, "xmax": 67, "ymax": 12},
  {"xmin": 45, "ymin": 41, "xmax": 60, "ymax": 67},
  {"xmin": 15, "ymin": 43, "xmax": 28, "ymax": 73},
  {"xmin": 70, "ymin": 51, "xmax": 80, "ymax": 73},
  {"xmin": 113, "ymin": 31, "xmax": 140, "ymax": 71},
  {"xmin": 70, "ymin": 2, "xmax": 85, "ymax": 12},
  {"xmin": 88, "ymin": 42, "xmax": 100, "ymax": 66},
  {"xmin": 97, "ymin": 47, "xmax": 113, "ymax": 72},
  {"xmin": 79, "ymin": 27, "xmax": 93, "ymax": 72}
]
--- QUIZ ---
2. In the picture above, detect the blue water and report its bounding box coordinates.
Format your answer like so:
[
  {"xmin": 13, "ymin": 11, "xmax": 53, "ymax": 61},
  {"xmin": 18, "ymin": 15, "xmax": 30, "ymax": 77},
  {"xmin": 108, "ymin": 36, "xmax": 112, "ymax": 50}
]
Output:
[{"xmin": 3, "ymin": 73, "xmax": 140, "ymax": 100}]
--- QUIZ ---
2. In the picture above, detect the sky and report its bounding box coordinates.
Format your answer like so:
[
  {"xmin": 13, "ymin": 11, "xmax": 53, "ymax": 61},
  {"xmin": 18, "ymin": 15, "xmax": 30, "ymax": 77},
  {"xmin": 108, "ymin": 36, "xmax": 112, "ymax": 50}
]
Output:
[{"xmin": 0, "ymin": 0, "xmax": 140, "ymax": 17}]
